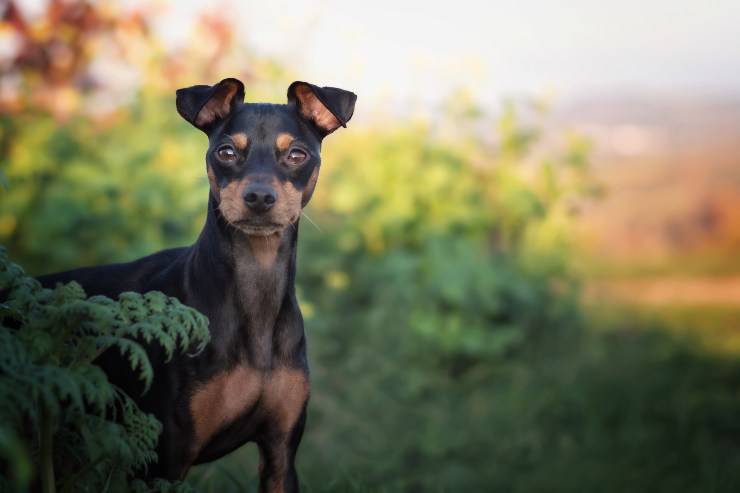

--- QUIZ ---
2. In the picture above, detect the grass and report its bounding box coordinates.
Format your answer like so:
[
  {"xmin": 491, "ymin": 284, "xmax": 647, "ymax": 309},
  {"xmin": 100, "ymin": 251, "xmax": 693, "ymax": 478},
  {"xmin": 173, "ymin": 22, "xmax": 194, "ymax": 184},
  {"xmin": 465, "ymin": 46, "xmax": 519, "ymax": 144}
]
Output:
[
  {"xmin": 588, "ymin": 303, "xmax": 740, "ymax": 353},
  {"xmin": 185, "ymin": 302, "xmax": 740, "ymax": 492}
]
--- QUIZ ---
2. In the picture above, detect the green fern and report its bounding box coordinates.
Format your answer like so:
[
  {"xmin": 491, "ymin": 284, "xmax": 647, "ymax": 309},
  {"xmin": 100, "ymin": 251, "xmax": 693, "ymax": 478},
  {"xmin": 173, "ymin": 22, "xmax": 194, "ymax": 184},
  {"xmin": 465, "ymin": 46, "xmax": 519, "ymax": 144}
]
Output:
[{"xmin": 0, "ymin": 248, "xmax": 209, "ymax": 492}]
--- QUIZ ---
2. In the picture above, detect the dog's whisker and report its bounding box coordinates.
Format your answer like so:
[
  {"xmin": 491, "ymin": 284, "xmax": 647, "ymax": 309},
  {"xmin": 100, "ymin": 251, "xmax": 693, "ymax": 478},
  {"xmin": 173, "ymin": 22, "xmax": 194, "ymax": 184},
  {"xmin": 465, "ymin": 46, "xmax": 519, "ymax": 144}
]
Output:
[{"xmin": 300, "ymin": 211, "xmax": 322, "ymax": 233}]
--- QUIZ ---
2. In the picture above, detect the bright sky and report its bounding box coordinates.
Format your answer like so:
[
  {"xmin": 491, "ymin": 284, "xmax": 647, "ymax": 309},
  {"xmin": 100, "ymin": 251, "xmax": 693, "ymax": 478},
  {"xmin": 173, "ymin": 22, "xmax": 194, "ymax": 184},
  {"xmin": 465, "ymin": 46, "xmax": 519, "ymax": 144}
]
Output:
[
  {"xmin": 19, "ymin": 0, "xmax": 740, "ymax": 108},
  {"xmin": 150, "ymin": 0, "xmax": 740, "ymax": 109}
]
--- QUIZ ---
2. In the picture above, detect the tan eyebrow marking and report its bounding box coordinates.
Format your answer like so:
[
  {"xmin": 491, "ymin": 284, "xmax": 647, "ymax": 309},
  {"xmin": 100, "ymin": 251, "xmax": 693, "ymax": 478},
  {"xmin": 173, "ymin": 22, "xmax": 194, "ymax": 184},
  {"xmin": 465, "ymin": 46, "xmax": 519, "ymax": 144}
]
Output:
[
  {"xmin": 276, "ymin": 132, "xmax": 295, "ymax": 152},
  {"xmin": 229, "ymin": 132, "xmax": 249, "ymax": 150}
]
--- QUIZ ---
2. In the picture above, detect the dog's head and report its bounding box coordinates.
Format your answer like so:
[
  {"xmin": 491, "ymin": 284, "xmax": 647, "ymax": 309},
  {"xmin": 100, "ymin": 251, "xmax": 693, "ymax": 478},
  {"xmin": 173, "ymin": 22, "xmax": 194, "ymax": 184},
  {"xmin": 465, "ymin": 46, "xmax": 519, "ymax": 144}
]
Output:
[{"xmin": 176, "ymin": 78, "xmax": 356, "ymax": 236}]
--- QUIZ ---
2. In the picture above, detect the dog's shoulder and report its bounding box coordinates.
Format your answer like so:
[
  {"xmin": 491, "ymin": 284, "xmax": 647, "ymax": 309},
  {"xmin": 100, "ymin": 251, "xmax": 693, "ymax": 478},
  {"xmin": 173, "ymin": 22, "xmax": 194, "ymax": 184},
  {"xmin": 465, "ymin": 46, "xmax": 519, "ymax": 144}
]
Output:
[{"xmin": 37, "ymin": 246, "xmax": 190, "ymax": 299}]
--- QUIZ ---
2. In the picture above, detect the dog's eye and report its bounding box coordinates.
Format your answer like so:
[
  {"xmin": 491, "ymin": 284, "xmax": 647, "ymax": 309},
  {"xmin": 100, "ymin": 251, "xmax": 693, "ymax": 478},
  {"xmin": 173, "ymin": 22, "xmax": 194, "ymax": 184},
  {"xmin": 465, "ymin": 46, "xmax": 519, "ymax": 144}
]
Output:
[
  {"xmin": 286, "ymin": 149, "xmax": 307, "ymax": 166},
  {"xmin": 216, "ymin": 145, "xmax": 237, "ymax": 162}
]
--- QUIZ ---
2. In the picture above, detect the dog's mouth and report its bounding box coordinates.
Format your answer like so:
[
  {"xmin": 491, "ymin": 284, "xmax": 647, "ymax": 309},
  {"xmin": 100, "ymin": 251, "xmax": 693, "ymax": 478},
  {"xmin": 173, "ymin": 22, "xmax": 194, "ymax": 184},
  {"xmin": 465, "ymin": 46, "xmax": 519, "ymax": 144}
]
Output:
[{"xmin": 232, "ymin": 220, "xmax": 287, "ymax": 236}]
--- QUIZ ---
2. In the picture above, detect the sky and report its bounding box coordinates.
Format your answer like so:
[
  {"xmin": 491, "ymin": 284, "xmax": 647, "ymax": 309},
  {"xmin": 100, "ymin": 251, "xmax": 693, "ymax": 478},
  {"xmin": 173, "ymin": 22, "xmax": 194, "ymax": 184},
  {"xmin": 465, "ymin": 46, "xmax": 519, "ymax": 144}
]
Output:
[
  {"xmin": 150, "ymin": 0, "xmax": 740, "ymax": 109},
  {"xmin": 16, "ymin": 0, "xmax": 740, "ymax": 109}
]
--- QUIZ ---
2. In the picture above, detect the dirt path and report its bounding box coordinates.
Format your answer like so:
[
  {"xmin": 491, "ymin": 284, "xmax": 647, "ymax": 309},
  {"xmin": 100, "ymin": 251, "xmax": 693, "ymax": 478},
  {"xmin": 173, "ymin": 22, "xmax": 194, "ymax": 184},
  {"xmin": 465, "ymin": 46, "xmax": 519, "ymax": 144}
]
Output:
[{"xmin": 585, "ymin": 276, "xmax": 740, "ymax": 306}]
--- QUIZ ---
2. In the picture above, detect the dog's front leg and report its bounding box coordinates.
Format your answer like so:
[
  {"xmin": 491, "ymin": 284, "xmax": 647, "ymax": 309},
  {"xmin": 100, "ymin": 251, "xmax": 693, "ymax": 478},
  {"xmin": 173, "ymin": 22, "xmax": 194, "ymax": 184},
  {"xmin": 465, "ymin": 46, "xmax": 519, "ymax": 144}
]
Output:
[{"xmin": 257, "ymin": 409, "xmax": 307, "ymax": 493}]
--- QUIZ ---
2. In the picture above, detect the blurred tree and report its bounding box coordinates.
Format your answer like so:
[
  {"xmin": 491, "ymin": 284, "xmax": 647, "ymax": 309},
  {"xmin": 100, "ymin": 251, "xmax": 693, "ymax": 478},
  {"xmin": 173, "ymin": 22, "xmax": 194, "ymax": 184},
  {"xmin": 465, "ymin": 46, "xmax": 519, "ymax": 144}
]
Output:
[
  {"xmin": 0, "ymin": 0, "xmax": 292, "ymax": 274},
  {"xmin": 0, "ymin": 0, "xmax": 278, "ymax": 118},
  {"xmin": 1, "ymin": 0, "xmax": 149, "ymax": 118}
]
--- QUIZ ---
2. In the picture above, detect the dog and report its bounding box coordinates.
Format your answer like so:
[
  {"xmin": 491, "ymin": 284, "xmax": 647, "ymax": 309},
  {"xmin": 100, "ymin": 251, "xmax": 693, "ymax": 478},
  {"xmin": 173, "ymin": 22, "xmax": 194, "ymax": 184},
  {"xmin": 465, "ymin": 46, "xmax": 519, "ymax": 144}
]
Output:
[{"xmin": 37, "ymin": 78, "xmax": 356, "ymax": 491}]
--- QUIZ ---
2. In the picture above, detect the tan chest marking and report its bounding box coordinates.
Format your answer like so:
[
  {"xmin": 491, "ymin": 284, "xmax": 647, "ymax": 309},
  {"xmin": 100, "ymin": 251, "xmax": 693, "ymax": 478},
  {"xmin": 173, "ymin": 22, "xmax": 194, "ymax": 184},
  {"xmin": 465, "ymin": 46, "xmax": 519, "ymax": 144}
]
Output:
[
  {"xmin": 189, "ymin": 368, "xmax": 310, "ymax": 452},
  {"xmin": 189, "ymin": 367, "xmax": 261, "ymax": 451},
  {"xmin": 263, "ymin": 368, "xmax": 310, "ymax": 430}
]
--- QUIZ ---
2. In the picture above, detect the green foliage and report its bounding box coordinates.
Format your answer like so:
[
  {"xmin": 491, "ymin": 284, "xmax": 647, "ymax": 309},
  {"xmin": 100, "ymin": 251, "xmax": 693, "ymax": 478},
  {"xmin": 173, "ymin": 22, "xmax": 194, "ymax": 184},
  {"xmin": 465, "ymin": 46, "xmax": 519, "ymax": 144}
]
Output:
[
  {"xmin": 0, "ymin": 97, "xmax": 208, "ymax": 275},
  {"xmin": 194, "ymin": 303, "xmax": 740, "ymax": 493},
  {"xmin": 0, "ymin": 249, "xmax": 209, "ymax": 492},
  {"xmin": 293, "ymin": 114, "xmax": 588, "ymax": 362}
]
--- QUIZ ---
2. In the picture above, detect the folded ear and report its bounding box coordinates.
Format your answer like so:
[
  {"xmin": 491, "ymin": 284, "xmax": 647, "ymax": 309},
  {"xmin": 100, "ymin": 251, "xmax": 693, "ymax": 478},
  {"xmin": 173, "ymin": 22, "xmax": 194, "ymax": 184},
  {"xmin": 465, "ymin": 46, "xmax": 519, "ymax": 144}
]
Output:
[
  {"xmin": 176, "ymin": 78, "xmax": 245, "ymax": 132},
  {"xmin": 287, "ymin": 81, "xmax": 357, "ymax": 136}
]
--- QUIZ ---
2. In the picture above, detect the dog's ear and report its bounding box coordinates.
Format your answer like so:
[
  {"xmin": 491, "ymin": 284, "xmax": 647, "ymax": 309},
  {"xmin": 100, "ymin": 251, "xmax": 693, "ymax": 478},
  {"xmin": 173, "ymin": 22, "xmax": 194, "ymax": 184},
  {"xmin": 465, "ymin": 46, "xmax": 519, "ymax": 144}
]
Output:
[
  {"xmin": 287, "ymin": 81, "xmax": 356, "ymax": 136},
  {"xmin": 176, "ymin": 78, "xmax": 245, "ymax": 132}
]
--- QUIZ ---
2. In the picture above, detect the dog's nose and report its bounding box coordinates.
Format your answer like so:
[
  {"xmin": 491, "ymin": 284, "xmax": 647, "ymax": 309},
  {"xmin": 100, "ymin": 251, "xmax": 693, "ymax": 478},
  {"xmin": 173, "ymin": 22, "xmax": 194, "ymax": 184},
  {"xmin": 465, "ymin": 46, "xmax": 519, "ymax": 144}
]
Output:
[{"xmin": 243, "ymin": 184, "xmax": 276, "ymax": 213}]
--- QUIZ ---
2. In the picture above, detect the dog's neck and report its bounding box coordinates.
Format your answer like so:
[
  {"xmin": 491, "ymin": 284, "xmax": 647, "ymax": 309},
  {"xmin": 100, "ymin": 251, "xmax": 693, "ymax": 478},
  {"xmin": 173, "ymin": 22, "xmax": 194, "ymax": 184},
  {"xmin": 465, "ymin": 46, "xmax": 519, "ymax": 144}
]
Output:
[{"xmin": 188, "ymin": 194, "xmax": 301, "ymax": 367}]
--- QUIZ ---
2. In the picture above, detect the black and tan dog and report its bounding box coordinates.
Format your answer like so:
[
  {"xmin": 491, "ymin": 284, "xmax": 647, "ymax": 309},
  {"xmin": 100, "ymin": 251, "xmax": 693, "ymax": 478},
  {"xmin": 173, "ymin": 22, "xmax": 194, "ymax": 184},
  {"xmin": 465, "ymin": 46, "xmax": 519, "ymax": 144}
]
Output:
[{"xmin": 37, "ymin": 78, "xmax": 356, "ymax": 491}]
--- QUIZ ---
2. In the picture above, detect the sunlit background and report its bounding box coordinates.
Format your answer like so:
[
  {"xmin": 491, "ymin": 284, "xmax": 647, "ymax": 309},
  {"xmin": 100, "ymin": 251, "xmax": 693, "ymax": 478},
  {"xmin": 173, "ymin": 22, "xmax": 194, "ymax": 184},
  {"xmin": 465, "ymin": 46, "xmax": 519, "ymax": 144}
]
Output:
[{"xmin": 2, "ymin": 0, "xmax": 740, "ymax": 491}]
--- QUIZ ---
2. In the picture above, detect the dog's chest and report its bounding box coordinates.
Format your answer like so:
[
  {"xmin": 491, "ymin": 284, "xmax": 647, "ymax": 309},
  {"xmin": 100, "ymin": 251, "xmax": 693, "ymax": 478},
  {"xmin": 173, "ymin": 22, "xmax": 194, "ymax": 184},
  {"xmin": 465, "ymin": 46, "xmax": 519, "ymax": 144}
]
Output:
[{"xmin": 188, "ymin": 366, "xmax": 309, "ymax": 454}]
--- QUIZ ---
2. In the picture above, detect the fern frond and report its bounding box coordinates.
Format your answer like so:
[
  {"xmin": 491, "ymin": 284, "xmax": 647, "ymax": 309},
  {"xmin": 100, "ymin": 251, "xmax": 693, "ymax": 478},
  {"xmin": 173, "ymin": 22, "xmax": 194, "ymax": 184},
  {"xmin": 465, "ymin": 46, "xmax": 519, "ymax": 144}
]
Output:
[
  {"xmin": 95, "ymin": 336, "xmax": 154, "ymax": 392},
  {"xmin": 0, "ymin": 249, "xmax": 210, "ymax": 491}
]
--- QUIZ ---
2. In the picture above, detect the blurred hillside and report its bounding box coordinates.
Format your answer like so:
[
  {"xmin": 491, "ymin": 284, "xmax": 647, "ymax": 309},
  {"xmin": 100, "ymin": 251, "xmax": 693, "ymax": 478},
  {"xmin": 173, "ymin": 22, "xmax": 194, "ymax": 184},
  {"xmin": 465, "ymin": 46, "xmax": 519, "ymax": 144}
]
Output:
[{"xmin": 557, "ymin": 95, "xmax": 740, "ymax": 277}]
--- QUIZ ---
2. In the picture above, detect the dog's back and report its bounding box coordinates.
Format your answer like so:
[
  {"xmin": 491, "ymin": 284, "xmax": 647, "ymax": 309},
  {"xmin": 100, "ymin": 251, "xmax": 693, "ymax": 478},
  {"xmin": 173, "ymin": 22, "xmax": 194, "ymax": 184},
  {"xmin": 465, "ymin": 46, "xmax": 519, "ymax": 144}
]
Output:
[{"xmin": 37, "ymin": 247, "xmax": 189, "ymax": 299}]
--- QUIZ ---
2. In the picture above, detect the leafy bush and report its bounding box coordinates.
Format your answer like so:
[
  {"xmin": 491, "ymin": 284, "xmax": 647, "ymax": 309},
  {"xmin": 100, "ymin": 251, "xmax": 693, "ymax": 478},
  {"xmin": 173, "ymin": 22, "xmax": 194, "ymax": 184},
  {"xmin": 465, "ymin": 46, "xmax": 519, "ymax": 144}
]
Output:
[
  {"xmin": 297, "ymin": 112, "xmax": 588, "ymax": 362},
  {"xmin": 0, "ymin": 102, "xmax": 208, "ymax": 275},
  {"xmin": 0, "ymin": 249, "xmax": 210, "ymax": 492}
]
